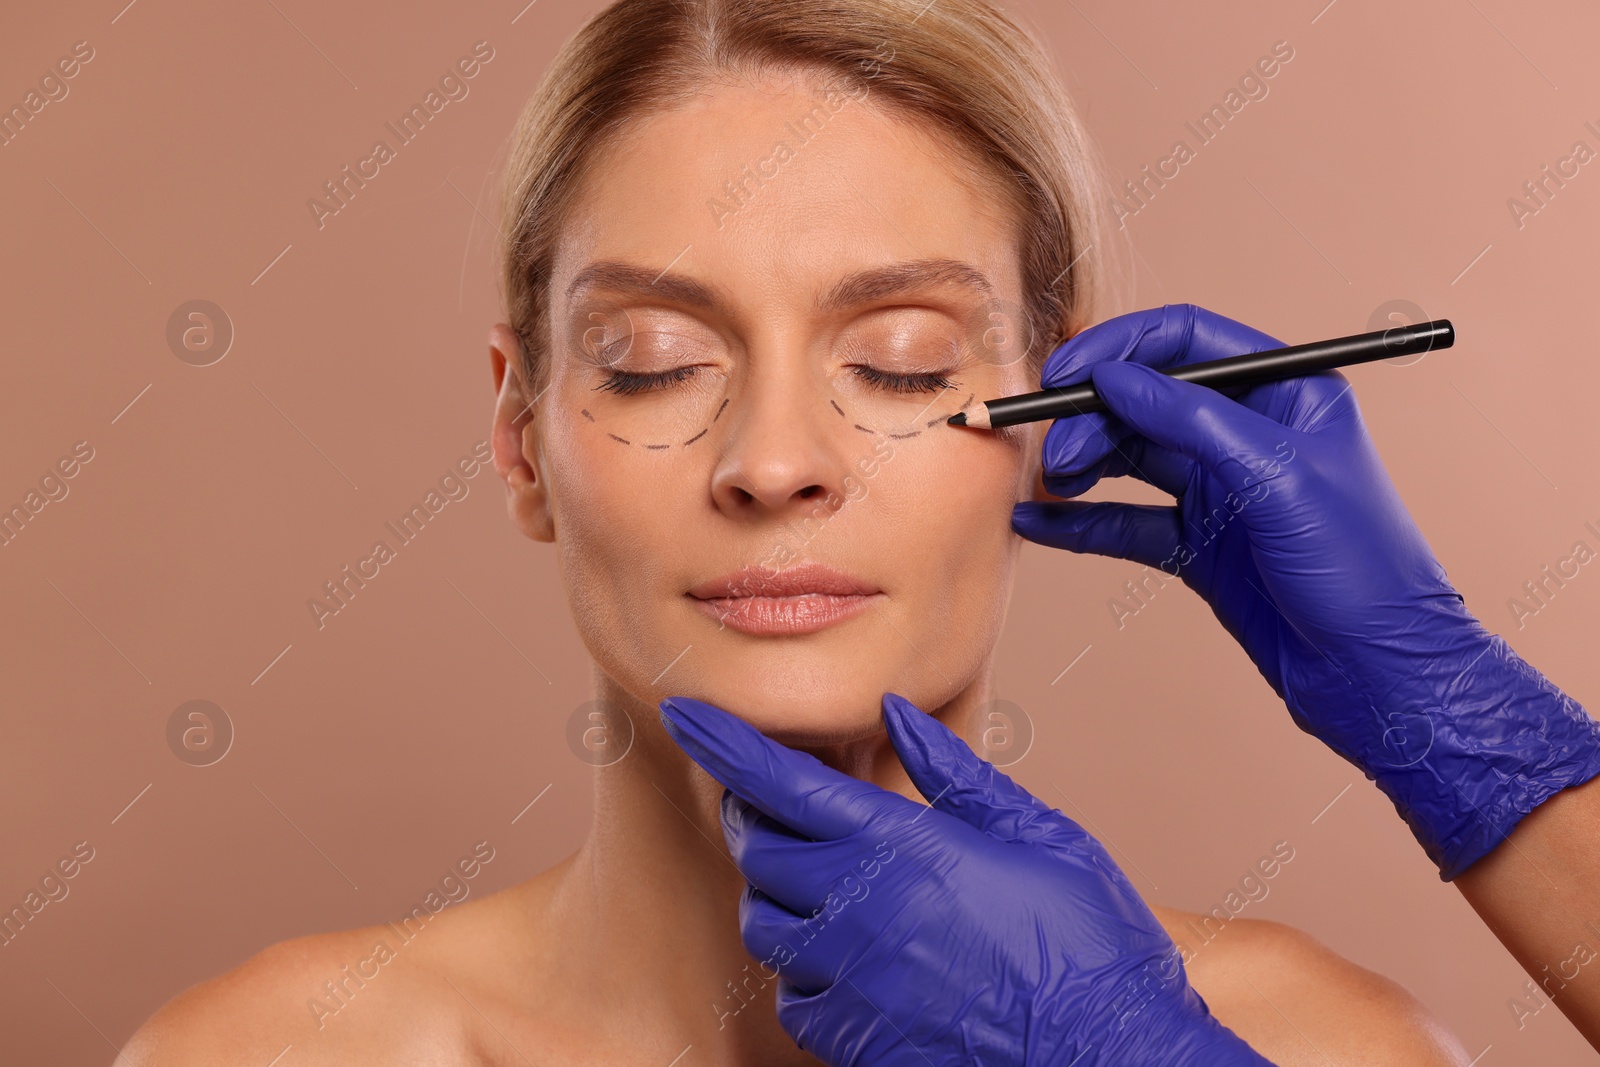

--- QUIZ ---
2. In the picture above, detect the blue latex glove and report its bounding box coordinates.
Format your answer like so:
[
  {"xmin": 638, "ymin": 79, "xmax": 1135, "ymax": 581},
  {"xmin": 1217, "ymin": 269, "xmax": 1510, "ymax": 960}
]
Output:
[
  {"xmin": 1010, "ymin": 303, "xmax": 1600, "ymax": 880},
  {"xmin": 659, "ymin": 692, "xmax": 1275, "ymax": 1066}
]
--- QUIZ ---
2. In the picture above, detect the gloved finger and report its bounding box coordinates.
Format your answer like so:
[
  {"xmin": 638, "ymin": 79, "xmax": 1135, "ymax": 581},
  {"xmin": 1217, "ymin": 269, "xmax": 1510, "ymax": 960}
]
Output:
[
  {"xmin": 1010, "ymin": 501, "xmax": 1181, "ymax": 570},
  {"xmin": 659, "ymin": 696, "xmax": 892, "ymax": 841},
  {"xmin": 776, "ymin": 966, "xmax": 933, "ymax": 1064},
  {"xmin": 1033, "ymin": 307, "xmax": 1193, "ymax": 486},
  {"xmin": 775, "ymin": 979, "xmax": 836, "ymax": 1055},
  {"xmin": 1088, "ymin": 361, "xmax": 1298, "ymax": 500},
  {"xmin": 881, "ymin": 693, "xmax": 1093, "ymax": 853},
  {"xmin": 738, "ymin": 884, "xmax": 839, "ymax": 994},
  {"xmin": 1250, "ymin": 366, "xmax": 1361, "ymax": 434},
  {"xmin": 722, "ymin": 792, "xmax": 889, "ymax": 915},
  {"xmin": 1039, "ymin": 451, "xmax": 1113, "ymax": 502},
  {"xmin": 1039, "ymin": 305, "xmax": 1284, "ymax": 477},
  {"xmin": 1040, "ymin": 432, "xmax": 1194, "ymax": 500},
  {"xmin": 1039, "ymin": 304, "xmax": 1201, "ymax": 389},
  {"xmin": 1043, "ymin": 303, "xmax": 1284, "ymax": 385}
]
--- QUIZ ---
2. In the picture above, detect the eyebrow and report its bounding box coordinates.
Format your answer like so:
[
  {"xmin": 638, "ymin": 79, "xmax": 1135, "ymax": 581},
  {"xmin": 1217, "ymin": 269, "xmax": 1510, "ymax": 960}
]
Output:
[
  {"xmin": 563, "ymin": 258, "xmax": 995, "ymax": 314},
  {"xmin": 565, "ymin": 261, "xmax": 724, "ymax": 311},
  {"xmin": 818, "ymin": 259, "xmax": 994, "ymax": 311}
]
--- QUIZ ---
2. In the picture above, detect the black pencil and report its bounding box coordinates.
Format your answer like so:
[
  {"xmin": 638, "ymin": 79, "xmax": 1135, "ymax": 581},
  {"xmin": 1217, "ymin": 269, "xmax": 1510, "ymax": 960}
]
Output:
[{"xmin": 947, "ymin": 319, "xmax": 1455, "ymax": 430}]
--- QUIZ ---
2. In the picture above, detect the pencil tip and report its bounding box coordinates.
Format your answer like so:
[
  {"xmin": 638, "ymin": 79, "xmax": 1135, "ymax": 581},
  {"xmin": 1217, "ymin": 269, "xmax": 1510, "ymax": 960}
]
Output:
[{"xmin": 946, "ymin": 412, "xmax": 968, "ymax": 426}]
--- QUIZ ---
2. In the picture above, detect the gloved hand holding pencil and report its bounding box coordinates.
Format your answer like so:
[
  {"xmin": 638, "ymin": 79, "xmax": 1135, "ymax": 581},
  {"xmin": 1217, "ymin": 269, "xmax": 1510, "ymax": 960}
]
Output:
[{"xmin": 1006, "ymin": 303, "xmax": 1600, "ymax": 880}]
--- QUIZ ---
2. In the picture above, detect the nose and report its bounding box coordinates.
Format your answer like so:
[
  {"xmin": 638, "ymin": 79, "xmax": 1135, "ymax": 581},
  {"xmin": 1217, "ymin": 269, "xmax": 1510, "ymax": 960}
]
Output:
[{"xmin": 709, "ymin": 344, "xmax": 855, "ymax": 521}]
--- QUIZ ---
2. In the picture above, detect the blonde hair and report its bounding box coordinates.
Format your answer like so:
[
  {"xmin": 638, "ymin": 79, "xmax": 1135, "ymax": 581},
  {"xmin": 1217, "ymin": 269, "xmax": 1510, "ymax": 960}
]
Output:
[{"xmin": 497, "ymin": 0, "xmax": 1127, "ymax": 398}]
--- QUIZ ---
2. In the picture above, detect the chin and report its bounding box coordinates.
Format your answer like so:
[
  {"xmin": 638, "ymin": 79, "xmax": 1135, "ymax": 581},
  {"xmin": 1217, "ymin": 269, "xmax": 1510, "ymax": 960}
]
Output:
[{"xmin": 683, "ymin": 667, "xmax": 899, "ymax": 747}]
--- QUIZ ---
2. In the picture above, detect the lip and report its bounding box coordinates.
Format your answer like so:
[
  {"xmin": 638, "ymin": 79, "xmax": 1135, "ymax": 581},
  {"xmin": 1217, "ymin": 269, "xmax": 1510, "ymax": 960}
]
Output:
[{"xmin": 687, "ymin": 562, "xmax": 884, "ymax": 636}]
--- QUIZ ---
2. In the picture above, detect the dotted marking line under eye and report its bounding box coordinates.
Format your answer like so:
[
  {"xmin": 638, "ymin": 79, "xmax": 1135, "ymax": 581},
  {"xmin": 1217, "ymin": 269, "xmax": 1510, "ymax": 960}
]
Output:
[{"xmin": 591, "ymin": 392, "xmax": 964, "ymax": 450}]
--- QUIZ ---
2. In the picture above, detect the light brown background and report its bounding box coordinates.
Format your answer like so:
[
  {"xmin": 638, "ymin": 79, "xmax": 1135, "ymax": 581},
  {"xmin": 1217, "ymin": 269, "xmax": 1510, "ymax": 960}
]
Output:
[{"xmin": 3, "ymin": 0, "xmax": 1597, "ymax": 1063}]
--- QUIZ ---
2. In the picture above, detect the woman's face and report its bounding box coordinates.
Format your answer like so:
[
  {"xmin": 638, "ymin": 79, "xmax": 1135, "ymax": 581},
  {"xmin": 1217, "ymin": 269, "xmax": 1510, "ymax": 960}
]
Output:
[{"xmin": 493, "ymin": 70, "xmax": 1046, "ymax": 743}]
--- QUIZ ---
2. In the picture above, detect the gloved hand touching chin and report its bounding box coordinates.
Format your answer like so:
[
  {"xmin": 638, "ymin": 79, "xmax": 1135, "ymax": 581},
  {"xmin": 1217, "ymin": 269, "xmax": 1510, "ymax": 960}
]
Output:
[
  {"xmin": 659, "ymin": 692, "xmax": 1276, "ymax": 1067},
  {"xmin": 1009, "ymin": 303, "xmax": 1600, "ymax": 880}
]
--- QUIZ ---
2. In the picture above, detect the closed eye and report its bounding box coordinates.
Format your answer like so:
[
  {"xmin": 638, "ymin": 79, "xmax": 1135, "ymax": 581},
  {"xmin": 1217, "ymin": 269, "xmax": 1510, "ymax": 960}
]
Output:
[
  {"xmin": 596, "ymin": 363, "xmax": 957, "ymax": 397},
  {"xmin": 595, "ymin": 366, "xmax": 699, "ymax": 396},
  {"xmin": 850, "ymin": 364, "xmax": 957, "ymax": 394}
]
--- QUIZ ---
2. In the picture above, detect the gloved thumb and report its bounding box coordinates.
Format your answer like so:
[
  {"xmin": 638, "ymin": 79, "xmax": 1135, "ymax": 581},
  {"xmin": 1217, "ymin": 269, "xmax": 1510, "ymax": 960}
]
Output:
[
  {"xmin": 882, "ymin": 692, "xmax": 1086, "ymax": 851},
  {"xmin": 1089, "ymin": 360, "xmax": 1289, "ymax": 499}
]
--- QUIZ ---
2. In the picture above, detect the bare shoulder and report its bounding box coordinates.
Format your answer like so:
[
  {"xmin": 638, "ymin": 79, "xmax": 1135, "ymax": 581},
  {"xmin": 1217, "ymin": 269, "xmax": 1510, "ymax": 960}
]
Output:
[
  {"xmin": 119, "ymin": 921, "xmax": 466, "ymax": 1067},
  {"xmin": 119, "ymin": 864, "xmax": 567, "ymax": 1067},
  {"xmin": 120, "ymin": 854, "xmax": 605, "ymax": 1067},
  {"xmin": 1152, "ymin": 907, "xmax": 1470, "ymax": 1066}
]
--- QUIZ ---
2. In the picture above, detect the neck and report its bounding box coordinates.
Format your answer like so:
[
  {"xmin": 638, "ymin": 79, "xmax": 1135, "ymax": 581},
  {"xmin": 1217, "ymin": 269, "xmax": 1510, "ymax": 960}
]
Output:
[{"xmin": 546, "ymin": 665, "xmax": 995, "ymax": 1066}]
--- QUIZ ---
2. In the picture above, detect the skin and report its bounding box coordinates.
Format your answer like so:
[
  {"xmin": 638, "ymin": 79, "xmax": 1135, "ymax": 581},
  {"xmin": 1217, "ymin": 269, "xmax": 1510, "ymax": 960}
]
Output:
[
  {"xmin": 122, "ymin": 71, "xmax": 1469, "ymax": 1066},
  {"xmin": 1454, "ymin": 774, "xmax": 1600, "ymax": 1046}
]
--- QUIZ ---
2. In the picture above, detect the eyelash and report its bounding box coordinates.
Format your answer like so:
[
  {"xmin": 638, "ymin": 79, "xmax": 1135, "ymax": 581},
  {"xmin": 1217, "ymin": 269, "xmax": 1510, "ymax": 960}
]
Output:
[
  {"xmin": 848, "ymin": 364, "xmax": 957, "ymax": 395},
  {"xmin": 595, "ymin": 366, "xmax": 697, "ymax": 396},
  {"xmin": 595, "ymin": 364, "xmax": 957, "ymax": 397}
]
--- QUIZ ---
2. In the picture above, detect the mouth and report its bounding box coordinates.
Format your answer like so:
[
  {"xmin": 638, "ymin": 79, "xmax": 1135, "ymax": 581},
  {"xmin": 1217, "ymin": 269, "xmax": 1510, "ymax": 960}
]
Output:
[{"xmin": 686, "ymin": 561, "xmax": 884, "ymax": 636}]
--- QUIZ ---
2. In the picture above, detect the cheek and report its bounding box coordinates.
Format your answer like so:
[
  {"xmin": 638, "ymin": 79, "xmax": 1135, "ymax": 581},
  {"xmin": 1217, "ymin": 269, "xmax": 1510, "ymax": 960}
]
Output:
[
  {"xmin": 877, "ymin": 425, "xmax": 1031, "ymax": 606},
  {"xmin": 890, "ymin": 414, "xmax": 1034, "ymax": 517},
  {"xmin": 541, "ymin": 417, "xmax": 690, "ymax": 652},
  {"xmin": 945, "ymin": 437, "xmax": 1029, "ymax": 573}
]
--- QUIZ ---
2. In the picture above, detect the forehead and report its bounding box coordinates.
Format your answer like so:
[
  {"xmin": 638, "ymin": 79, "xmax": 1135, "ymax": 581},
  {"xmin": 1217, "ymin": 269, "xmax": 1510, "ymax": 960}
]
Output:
[{"xmin": 552, "ymin": 74, "xmax": 1025, "ymax": 306}]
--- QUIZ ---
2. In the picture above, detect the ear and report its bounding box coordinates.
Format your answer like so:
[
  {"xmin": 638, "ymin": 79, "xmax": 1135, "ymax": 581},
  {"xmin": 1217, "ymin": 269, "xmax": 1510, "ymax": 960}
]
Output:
[{"xmin": 489, "ymin": 323, "xmax": 555, "ymax": 543}]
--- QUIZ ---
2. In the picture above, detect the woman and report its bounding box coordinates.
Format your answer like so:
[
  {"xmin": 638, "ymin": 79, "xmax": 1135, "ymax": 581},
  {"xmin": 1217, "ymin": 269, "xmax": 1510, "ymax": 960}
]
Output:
[{"xmin": 126, "ymin": 0, "xmax": 1473, "ymax": 1062}]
